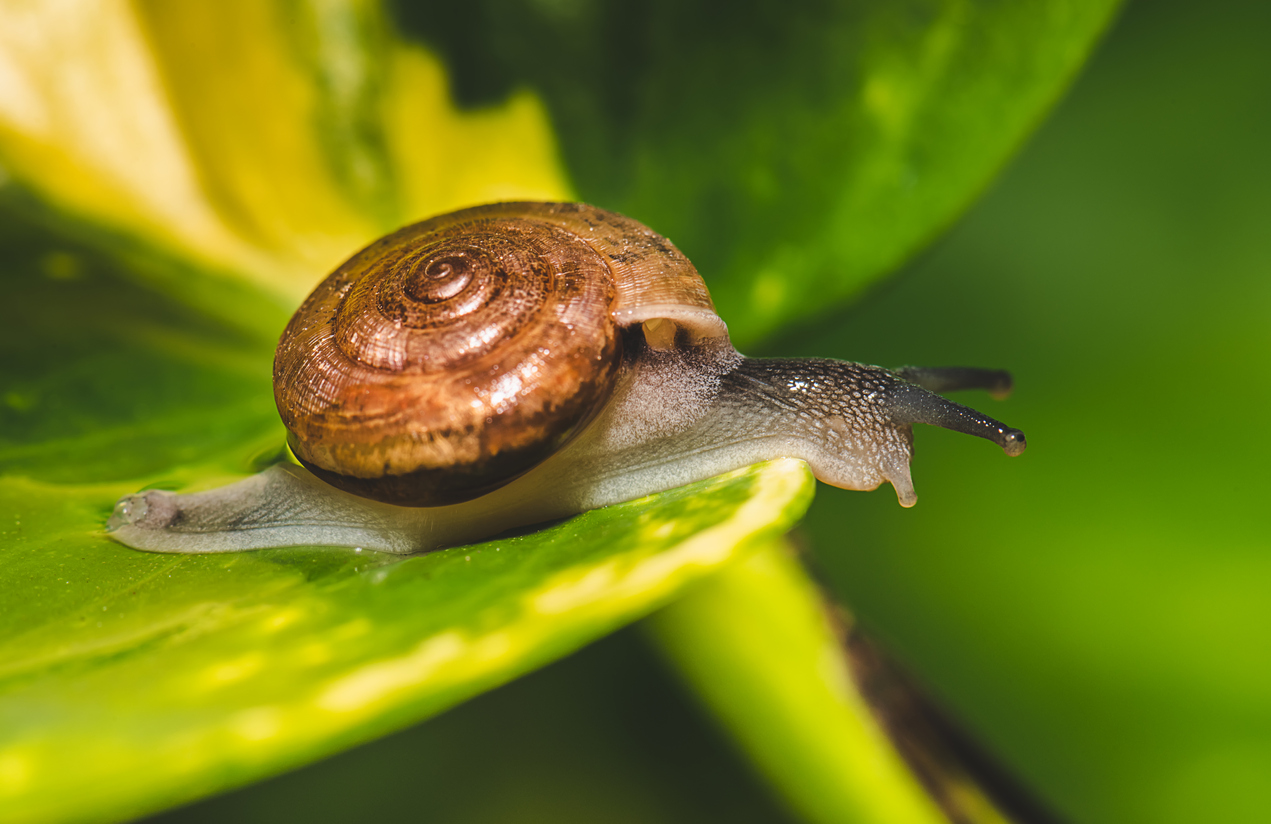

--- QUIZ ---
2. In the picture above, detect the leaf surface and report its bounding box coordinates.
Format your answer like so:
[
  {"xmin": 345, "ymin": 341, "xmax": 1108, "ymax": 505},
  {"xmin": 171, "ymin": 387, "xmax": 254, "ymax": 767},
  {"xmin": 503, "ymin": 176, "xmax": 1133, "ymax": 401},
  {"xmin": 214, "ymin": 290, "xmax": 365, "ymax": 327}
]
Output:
[{"xmin": 0, "ymin": 459, "xmax": 812, "ymax": 824}]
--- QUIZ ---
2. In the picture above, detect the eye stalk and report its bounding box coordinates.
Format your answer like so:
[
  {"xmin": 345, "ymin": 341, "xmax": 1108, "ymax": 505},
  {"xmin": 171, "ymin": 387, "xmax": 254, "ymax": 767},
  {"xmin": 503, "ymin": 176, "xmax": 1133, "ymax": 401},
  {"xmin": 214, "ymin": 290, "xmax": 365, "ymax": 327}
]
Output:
[
  {"xmin": 893, "ymin": 365, "xmax": 1015, "ymax": 400},
  {"xmin": 887, "ymin": 367, "xmax": 1027, "ymax": 457}
]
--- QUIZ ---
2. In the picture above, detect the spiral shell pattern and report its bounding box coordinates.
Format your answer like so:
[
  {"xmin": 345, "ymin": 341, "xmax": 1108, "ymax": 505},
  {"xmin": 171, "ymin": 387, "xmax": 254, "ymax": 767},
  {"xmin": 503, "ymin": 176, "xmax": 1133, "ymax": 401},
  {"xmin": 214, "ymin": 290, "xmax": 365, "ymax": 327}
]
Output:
[{"xmin": 275, "ymin": 202, "xmax": 721, "ymax": 506}]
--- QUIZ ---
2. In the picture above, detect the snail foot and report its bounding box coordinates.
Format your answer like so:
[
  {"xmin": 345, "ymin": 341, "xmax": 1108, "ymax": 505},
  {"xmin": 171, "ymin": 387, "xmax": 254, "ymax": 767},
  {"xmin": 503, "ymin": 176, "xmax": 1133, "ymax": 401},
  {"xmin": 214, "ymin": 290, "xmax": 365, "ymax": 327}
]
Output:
[{"xmin": 107, "ymin": 490, "xmax": 179, "ymax": 532}]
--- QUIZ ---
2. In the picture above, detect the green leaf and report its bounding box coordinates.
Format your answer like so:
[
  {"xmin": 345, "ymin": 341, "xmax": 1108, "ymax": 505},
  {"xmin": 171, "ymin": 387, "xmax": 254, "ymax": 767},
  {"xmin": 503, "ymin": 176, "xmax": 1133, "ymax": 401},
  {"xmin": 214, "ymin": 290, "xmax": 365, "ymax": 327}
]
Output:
[
  {"xmin": 0, "ymin": 215, "xmax": 280, "ymax": 485},
  {"xmin": 402, "ymin": 0, "xmax": 1122, "ymax": 344},
  {"xmin": 0, "ymin": 1, "xmax": 1125, "ymax": 821},
  {"xmin": 0, "ymin": 0, "xmax": 573, "ymax": 307},
  {"xmin": 0, "ymin": 459, "xmax": 813, "ymax": 824},
  {"xmin": 3, "ymin": 1, "xmax": 1121, "ymax": 343},
  {"xmin": 0, "ymin": 208, "xmax": 816, "ymax": 821}
]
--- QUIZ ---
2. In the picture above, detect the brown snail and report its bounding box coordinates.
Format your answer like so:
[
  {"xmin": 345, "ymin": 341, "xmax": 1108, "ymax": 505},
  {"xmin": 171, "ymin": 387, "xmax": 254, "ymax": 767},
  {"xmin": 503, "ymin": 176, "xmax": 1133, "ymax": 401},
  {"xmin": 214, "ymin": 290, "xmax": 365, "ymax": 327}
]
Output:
[{"xmin": 107, "ymin": 202, "xmax": 1025, "ymax": 554}]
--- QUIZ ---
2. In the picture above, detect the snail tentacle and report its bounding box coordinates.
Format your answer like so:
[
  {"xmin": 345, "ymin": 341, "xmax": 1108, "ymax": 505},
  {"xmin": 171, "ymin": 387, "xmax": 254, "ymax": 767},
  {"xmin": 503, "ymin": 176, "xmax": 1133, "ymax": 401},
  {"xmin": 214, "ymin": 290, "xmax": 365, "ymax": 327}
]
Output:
[
  {"xmin": 881, "ymin": 379, "xmax": 1027, "ymax": 458},
  {"xmin": 892, "ymin": 366, "xmax": 1014, "ymax": 400}
]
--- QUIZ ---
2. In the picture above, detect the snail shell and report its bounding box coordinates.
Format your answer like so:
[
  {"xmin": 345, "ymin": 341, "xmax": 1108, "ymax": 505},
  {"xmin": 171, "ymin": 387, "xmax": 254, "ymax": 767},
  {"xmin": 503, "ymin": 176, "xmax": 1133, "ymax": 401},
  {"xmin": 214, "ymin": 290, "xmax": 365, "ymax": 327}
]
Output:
[
  {"xmin": 108, "ymin": 202, "xmax": 1027, "ymax": 555},
  {"xmin": 274, "ymin": 203, "xmax": 724, "ymax": 506}
]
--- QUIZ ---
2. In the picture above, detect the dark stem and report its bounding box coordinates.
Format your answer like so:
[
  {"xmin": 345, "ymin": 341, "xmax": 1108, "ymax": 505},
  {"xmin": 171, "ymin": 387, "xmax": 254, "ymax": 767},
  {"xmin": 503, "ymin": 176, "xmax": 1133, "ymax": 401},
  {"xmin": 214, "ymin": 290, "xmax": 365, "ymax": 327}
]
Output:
[{"xmin": 843, "ymin": 623, "xmax": 1067, "ymax": 824}]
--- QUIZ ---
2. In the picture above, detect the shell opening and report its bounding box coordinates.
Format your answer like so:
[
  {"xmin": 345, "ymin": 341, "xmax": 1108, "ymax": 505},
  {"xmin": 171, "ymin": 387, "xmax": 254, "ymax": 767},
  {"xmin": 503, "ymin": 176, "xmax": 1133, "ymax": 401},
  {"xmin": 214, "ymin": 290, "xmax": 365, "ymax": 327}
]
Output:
[{"xmin": 643, "ymin": 318, "xmax": 677, "ymax": 349}]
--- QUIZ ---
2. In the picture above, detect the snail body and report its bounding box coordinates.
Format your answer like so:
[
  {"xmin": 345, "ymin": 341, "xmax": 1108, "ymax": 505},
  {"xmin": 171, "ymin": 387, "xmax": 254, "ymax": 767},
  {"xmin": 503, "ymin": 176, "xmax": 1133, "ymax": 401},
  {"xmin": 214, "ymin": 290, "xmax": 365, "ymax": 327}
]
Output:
[{"xmin": 108, "ymin": 203, "xmax": 1025, "ymax": 555}]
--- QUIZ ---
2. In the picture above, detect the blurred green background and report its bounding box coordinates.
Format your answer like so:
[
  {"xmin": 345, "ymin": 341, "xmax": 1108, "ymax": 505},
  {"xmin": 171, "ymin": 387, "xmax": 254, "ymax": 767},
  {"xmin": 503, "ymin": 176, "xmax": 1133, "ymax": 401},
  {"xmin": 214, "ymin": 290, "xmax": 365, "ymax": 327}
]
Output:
[{"xmin": 140, "ymin": 0, "xmax": 1271, "ymax": 822}]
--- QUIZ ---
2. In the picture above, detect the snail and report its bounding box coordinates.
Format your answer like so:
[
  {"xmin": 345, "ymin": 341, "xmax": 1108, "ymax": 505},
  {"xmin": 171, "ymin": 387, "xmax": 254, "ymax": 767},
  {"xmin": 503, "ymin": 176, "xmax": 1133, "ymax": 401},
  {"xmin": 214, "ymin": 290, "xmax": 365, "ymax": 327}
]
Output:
[{"xmin": 107, "ymin": 202, "xmax": 1026, "ymax": 555}]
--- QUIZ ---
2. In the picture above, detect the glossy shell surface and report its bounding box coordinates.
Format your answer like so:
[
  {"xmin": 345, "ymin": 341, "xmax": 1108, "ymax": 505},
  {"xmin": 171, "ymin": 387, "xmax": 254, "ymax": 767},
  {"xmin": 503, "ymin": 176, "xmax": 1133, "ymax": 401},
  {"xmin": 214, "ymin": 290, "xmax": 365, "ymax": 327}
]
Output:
[{"xmin": 274, "ymin": 202, "xmax": 720, "ymax": 505}]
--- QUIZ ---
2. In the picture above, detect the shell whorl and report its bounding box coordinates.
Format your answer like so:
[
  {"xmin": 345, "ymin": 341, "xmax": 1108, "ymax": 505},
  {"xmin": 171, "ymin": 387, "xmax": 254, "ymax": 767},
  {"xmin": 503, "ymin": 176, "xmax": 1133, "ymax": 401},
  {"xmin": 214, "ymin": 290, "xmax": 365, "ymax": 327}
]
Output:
[{"xmin": 274, "ymin": 202, "xmax": 721, "ymax": 506}]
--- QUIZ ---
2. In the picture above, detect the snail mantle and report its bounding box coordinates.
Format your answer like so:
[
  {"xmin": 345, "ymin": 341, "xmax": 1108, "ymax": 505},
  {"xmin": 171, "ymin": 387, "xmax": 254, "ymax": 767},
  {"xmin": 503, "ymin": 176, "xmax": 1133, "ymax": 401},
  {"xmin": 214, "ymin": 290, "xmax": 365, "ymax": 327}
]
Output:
[{"xmin": 108, "ymin": 202, "xmax": 1025, "ymax": 555}]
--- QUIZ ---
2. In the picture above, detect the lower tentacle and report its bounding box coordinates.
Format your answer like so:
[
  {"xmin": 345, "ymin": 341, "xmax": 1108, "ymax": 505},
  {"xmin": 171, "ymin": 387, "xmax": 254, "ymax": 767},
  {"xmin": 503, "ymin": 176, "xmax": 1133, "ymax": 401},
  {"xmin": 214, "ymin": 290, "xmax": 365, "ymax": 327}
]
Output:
[{"xmin": 881, "ymin": 379, "xmax": 1026, "ymax": 457}]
